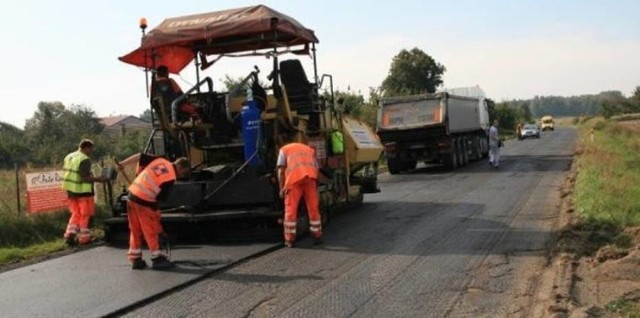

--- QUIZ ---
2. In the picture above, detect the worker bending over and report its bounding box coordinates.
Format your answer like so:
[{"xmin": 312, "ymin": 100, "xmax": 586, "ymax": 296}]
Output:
[
  {"xmin": 277, "ymin": 135, "xmax": 323, "ymax": 248},
  {"xmin": 126, "ymin": 156, "xmax": 190, "ymax": 270}
]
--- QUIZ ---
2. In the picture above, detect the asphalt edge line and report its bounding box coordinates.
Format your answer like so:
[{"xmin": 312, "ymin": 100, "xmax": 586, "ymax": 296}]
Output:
[
  {"xmin": 101, "ymin": 243, "xmax": 283, "ymax": 318},
  {"xmin": 528, "ymin": 146, "xmax": 578, "ymax": 317}
]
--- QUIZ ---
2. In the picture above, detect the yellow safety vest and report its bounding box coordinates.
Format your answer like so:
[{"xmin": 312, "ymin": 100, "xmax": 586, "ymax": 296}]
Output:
[{"xmin": 62, "ymin": 150, "xmax": 93, "ymax": 194}]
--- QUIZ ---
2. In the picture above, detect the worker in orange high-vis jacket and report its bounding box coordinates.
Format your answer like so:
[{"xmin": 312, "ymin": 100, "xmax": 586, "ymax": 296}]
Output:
[
  {"xmin": 126, "ymin": 157, "xmax": 190, "ymax": 270},
  {"xmin": 62, "ymin": 139, "xmax": 109, "ymax": 246},
  {"xmin": 277, "ymin": 135, "xmax": 323, "ymax": 248},
  {"xmin": 153, "ymin": 65, "xmax": 199, "ymax": 119}
]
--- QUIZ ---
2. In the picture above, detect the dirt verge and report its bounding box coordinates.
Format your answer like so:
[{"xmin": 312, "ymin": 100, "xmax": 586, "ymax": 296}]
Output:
[{"xmin": 533, "ymin": 152, "xmax": 640, "ymax": 317}]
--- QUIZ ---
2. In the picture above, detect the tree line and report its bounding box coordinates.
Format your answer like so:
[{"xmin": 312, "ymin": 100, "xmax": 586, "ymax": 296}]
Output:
[
  {"xmin": 3, "ymin": 47, "xmax": 639, "ymax": 168},
  {"xmin": 0, "ymin": 102, "xmax": 147, "ymax": 169}
]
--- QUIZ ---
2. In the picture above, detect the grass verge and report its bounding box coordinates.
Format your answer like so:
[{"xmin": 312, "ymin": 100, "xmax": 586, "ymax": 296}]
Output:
[
  {"xmin": 0, "ymin": 206, "xmax": 110, "ymax": 267},
  {"xmin": 575, "ymin": 118, "xmax": 640, "ymax": 227},
  {"xmin": 605, "ymin": 289, "xmax": 640, "ymax": 317}
]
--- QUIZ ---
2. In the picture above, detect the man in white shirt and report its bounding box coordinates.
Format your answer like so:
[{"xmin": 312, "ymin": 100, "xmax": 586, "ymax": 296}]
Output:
[{"xmin": 489, "ymin": 119, "xmax": 501, "ymax": 168}]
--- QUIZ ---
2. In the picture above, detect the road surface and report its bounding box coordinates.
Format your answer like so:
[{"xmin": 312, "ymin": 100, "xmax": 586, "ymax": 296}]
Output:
[{"xmin": 121, "ymin": 127, "xmax": 576, "ymax": 317}]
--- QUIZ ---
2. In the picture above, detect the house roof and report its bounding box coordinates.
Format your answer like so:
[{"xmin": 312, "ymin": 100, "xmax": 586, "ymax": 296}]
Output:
[{"xmin": 100, "ymin": 115, "xmax": 149, "ymax": 127}]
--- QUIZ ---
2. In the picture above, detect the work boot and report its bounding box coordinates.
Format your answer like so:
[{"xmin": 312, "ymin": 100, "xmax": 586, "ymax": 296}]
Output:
[
  {"xmin": 151, "ymin": 255, "xmax": 175, "ymax": 270},
  {"xmin": 131, "ymin": 258, "xmax": 147, "ymax": 270},
  {"xmin": 64, "ymin": 233, "xmax": 78, "ymax": 247}
]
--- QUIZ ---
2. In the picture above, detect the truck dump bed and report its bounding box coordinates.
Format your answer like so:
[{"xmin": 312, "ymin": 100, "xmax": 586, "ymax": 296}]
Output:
[{"xmin": 377, "ymin": 92, "xmax": 488, "ymax": 135}]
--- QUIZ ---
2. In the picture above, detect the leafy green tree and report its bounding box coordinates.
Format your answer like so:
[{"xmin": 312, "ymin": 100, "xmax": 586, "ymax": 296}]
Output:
[
  {"xmin": 139, "ymin": 109, "xmax": 152, "ymax": 123},
  {"xmin": 24, "ymin": 102, "xmax": 104, "ymax": 166},
  {"xmin": 520, "ymin": 103, "xmax": 533, "ymax": 123},
  {"xmin": 494, "ymin": 102, "xmax": 518, "ymax": 131},
  {"xmin": 0, "ymin": 122, "xmax": 28, "ymax": 168},
  {"xmin": 335, "ymin": 90, "xmax": 365, "ymax": 116},
  {"xmin": 381, "ymin": 48, "xmax": 446, "ymax": 97}
]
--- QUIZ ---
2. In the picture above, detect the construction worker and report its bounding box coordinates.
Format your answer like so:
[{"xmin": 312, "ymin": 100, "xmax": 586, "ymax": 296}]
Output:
[
  {"xmin": 153, "ymin": 65, "xmax": 199, "ymax": 119},
  {"xmin": 117, "ymin": 152, "xmax": 160, "ymax": 176},
  {"xmin": 516, "ymin": 122, "xmax": 523, "ymax": 140},
  {"xmin": 277, "ymin": 135, "xmax": 323, "ymax": 248},
  {"xmin": 489, "ymin": 119, "xmax": 501, "ymax": 168},
  {"xmin": 126, "ymin": 157, "xmax": 191, "ymax": 270},
  {"xmin": 62, "ymin": 139, "xmax": 108, "ymax": 245}
]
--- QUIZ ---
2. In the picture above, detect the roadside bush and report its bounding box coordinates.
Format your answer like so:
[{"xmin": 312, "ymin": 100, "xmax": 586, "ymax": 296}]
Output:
[
  {"xmin": 581, "ymin": 116, "xmax": 593, "ymax": 124},
  {"xmin": 592, "ymin": 120, "xmax": 608, "ymax": 131},
  {"xmin": 572, "ymin": 117, "xmax": 580, "ymax": 125}
]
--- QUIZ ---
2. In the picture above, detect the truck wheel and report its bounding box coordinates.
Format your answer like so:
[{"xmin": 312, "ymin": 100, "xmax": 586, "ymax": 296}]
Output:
[
  {"xmin": 444, "ymin": 143, "xmax": 458, "ymax": 170},
  {"xmin": 474, "ymin": 138, "xmax": 483, "ymax": 161},
  {"xmin": 456, "ymin": 139, "xmax": 465, "ymax": 167},
  {"xmin": 461, "ymin": 139, "xmax": 469, "ymax": 166},
  {"xmin": 387, "ymin": 158, "xmax": 402, "ymax": 174},
  {"xmin": 482, "ymin": 139, "xmax": 489, "ymax": 158}
]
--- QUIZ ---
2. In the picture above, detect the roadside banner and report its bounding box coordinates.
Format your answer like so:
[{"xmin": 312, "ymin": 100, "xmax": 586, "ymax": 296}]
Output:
[{"xmin": 26, "ymin": 170, "xmax": 67, "ymax": 214}]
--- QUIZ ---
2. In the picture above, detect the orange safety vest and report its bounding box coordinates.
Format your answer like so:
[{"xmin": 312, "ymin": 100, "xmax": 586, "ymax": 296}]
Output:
[
  {"xmin": 128, "ymin": 158, "xmax": 176, "ymax": 203},
  {"xmin": 281, "ymin": 143, "xmax": 318, "ymax": 189}
]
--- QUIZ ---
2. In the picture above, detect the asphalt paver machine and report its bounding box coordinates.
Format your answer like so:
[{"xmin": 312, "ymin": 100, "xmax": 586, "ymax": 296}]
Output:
[{"xmin": 105, "ymin": 5, "xmax": 382, "ymax": 242}]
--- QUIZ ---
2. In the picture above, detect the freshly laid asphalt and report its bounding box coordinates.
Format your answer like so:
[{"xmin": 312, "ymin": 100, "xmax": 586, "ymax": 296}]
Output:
[
  {"xmin": 0, "ymin": 128, "xmax": 576, "ymax": 318},
  {"xmin": 124, "ymin": 128, "xmax": 576, "ymax": 318},
  {"xmin": 0, "ymin": 243, "xmax": 278, "ymax": 317}
]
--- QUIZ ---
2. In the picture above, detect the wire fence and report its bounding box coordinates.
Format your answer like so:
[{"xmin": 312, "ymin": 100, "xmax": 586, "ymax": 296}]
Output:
[
  {"xmin": 0, "ymin": 165, "xmax": 25, "ymax": 215},
  {"xmin": 0, "ymin": 162, "xmax": 129, "ymax": 216}
]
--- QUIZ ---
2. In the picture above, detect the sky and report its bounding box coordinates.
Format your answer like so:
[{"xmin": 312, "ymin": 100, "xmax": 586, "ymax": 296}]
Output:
[{"xmin": 1, "ymin": 0, "xmax": 639, "ymax": 128}]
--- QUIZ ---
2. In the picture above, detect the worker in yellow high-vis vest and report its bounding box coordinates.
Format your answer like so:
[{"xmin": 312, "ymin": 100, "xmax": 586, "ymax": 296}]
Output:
[{"xmin": 62, "ymin": 139, "xmax": 108, "ymax": 245}]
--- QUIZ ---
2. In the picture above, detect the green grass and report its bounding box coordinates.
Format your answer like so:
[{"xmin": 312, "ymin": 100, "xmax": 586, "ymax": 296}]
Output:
[
  {"xmin": 0, "ymin": 240, "xmax": 67, "ymax": 266},
  {"xmin": 575, "ymin": 119, "xmax": 640, "ymax": 227},
  {"xmin": 605, "ymin": 293, "xmax": 640, "ymax": 317},
  {"xmin": 0, "ymin": 207, "xmax": 110, "ymax": 267}
]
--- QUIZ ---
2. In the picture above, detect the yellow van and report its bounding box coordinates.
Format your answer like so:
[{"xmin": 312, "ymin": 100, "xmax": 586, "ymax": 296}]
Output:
[{"xmin": 541, "ymin": 115, "xmax": 554, "ymax": 131}]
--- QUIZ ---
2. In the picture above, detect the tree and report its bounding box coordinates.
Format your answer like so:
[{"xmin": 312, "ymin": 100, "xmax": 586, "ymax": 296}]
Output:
[
  {"xmin": 520, "ymin": 103, "xmax": 533, "ymax": 123},
  {"xmin": 24, "ymin": 102, "xmax": 104, "ymax": 166},
  {"xmin": 381, "ymin": 48, "xmax": 446, "ymax": 97},
  {"xmin": 139, "ymin": 109, "xmax": 152, "ymax": 123},
  {"xmin": 597, "ymin": 90, "xmax": 629, "ymax": 118},
  {"xmin": 494, "ymin": 102, "xmax": 518, "ymax": 131},
  {"xmin": 0, "ymin": 122, "xmax": 28, "ymax": 168},
  {"xmin": 335, "ymin": 90, "xmax": 365, "ymax": 116},
  {"xmin": 627, "ymin": 86, "xmax": 640, "ymax": 113}
]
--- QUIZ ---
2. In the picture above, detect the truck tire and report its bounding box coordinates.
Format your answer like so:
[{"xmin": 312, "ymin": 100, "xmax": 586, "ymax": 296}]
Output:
[
  {"xmin": 387, "ymin": 157, "xmax": 402, "ymax": 175},
  {"xmin": 474, "ymin": 137, "xmax": 483, "ymax": 161},
  {"xmin": 444, "ymin": 142, "xmax": 458, "ymax": 170},
  {"xmin": 456, "ymin": 139, "xmax": 465, "ymax": 167},
  {"xmin": 461, "ymin": 139, "xmax": 469, "ymax": 166}
]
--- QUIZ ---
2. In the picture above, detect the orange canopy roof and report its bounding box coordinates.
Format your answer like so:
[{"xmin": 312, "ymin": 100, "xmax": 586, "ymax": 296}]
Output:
[{"xmin": 119, "ymin": 5, "xmax": 318, "ymax": 74}]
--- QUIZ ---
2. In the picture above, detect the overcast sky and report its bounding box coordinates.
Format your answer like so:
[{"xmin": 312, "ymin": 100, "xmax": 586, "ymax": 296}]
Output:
[{"xmin": 1, "ymin": 0, "xmax": 639, "ymax": 128}]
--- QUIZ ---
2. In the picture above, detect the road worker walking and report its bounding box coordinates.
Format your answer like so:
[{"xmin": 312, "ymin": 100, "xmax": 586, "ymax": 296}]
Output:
[
  {"xmin": 277, "ymin": 135, "xmax": 323, "ymax": 248},
  {"xmin": 62, "ymin": 139, "xmax": 108, "ymax": 246},
  {"xmin": 125, "ymin": 157, "xmax": 190, "ymax": 270}
]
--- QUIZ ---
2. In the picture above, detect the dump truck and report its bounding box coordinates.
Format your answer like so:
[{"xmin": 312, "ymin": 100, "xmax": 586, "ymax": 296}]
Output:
[
  {"xmin": 105, "ymin": 5, "xmax": 383, "ymax": 242},
  {"xmin": 376, "ymin": 92, "xmax": 490, "ymax": 173}
]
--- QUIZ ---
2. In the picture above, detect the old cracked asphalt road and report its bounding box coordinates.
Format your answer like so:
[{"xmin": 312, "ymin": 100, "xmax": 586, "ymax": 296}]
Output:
[{"xmin": 123, "ymin": 127, "xmax": 576, "ymax": 318}]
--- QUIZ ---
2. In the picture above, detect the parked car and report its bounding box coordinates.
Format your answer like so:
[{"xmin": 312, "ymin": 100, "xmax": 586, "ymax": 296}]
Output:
[{"xmin": 520, "ymin": 124, "xmax": 541, "ymax": 139}]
